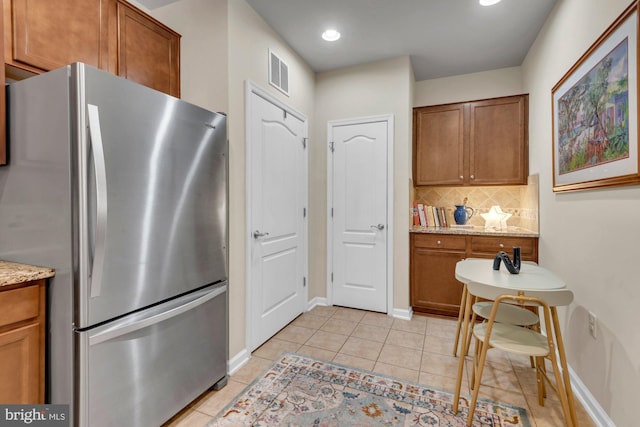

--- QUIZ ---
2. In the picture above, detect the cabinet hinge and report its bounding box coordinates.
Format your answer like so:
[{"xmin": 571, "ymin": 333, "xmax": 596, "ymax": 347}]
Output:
[
  {"xmin": 302, "ymin": 137, "xmax": 307, "ymax": 149},
  {"xmin": 303, "ymin": 277, "xmax": 307, "ymax": 287},
  {"xmin": 329, "ymin": 141, "xmax": 334, "ymax": 152},
  {"xmin": 303, "ymin": 207, "xmax": 307, "ymax": 218},
  {"xmin": 331, "ymin": 273, "xmax": 333, "ymax": 282},
  {"xmin": 331, "ymin": 208, "xmax": 334, "ymax": 218}
]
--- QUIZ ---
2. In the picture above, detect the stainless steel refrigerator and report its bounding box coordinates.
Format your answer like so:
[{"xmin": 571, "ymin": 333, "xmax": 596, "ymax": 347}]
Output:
[{"xmin": 0, "ymin": 63, "xmax": 228, "ymax": 426}]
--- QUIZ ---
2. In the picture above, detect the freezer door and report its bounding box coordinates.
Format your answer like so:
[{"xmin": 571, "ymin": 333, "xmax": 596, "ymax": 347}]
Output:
[
  {"xmin": 76, "ymin": 284, "xmax": 227, "ymax": 427},
  {"xmin": 73, "ymin": 63, "xmax": 227, "ymax": 327}
]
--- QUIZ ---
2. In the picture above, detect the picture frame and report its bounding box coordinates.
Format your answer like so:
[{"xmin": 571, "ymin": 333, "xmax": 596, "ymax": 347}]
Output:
[{"xmin": 552, "ymin": 2, "xmax": 640, "ymax": 192}]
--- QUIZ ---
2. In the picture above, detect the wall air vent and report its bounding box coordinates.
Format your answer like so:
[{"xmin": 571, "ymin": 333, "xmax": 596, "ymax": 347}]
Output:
[{"xmin": 268, "ymin": 49, "xmax": 289, "ymax": 96}]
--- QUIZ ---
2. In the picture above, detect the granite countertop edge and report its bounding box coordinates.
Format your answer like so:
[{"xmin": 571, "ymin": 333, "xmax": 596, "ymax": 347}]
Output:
[
  {"xmin": 0, "ymin": 260, "xmax": 56, "ymax": 287},
  {"xmin": 410, "ymin": 226, "xmax": 539, "ymax": 238}
]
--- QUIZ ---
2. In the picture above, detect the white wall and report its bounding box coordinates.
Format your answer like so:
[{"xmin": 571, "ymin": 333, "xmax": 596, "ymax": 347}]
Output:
[
  {"xmin": 414, "ymin": 66, "xmax": 524, "ymax": 107},
  {"xmin": 313, "ymin": 57, "xmax": 413, "ymax": 312},
  {"xmin": 141, "ymin": 0, "xmax": 228, "ymax": 113},
  {"xmin": 227, "ymin": 0, "xmax": 315, "ymax": 359},
  {"xmin": 523, "ymin": 1, "xmax": 639, "ymax": 425}
]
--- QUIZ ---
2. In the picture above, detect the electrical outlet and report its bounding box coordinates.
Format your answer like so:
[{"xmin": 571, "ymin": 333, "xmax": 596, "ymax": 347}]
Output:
[{"xmin": 588, "ymin": 311, "xmax": 597, "ymax": 339}]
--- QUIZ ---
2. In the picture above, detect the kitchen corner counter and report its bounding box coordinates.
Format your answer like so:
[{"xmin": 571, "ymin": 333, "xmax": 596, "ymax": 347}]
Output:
[
  {"xmin": 410, "ymin": 225, "xmax": 539, "ymax": 238},
  {"xmin": 0, "ymin": 260, "xmax": 55, "ymax": 287}
]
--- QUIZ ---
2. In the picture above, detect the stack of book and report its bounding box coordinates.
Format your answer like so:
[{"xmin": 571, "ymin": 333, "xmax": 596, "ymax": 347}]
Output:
[{"xmin": 412, "ymin": 203, "xmax": 450, "ymax": 227}]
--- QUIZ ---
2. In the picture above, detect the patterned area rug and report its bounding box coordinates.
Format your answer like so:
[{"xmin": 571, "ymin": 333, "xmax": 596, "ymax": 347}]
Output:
[{"xmin": 208, "ymin": 353, "xmax": 530, "ymax": 426}]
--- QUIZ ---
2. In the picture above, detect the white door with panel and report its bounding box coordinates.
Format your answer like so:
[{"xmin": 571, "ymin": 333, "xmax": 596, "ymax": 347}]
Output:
[
  {"xmin": 329, "ymin": 118, "xmax": 390, "ymax": 313},
  {"xmin": 249, "ymin": 88, "xmax": 307, "ymax": 351}
]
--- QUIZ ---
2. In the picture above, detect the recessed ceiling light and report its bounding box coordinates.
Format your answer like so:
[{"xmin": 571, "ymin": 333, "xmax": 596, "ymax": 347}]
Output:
[
  {"xmin": 479, "ymin": 0, "xmax": 501, "ymax": 5},
  {"xmin": 322, "ymin": 29, "xmax": 341, "ymax": 42}
]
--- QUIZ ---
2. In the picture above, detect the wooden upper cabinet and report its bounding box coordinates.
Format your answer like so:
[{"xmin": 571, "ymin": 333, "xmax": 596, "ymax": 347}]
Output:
[
  {"xmin": 2, "ymin": 0, "xmax": 180, "ymax": 97},
  {"xmin": 413, "ymin": 94, "xmax": 528, "ymax": 186},
  {"xmin": 469, "ymin": 95, "xmax": 528, "ymax": 185},
  {"xmin": 413, "ymin": 103, "xmax": 466, "ymax": 186},
  {"xmin": 0, "ymin": 1, "xmax": 5, "ymax": 166},
  {"xmin": 5, "ymin": 0, "xmax": 109, "ymax": 73},
  {"xmin": 115, "ymin": 0, "xmax": 180, "ymax": 97}
]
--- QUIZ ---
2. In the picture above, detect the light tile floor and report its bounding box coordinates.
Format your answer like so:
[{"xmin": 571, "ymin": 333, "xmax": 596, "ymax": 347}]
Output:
[{"xmin": 164, "ymin": 306, "xmax": 595, "ymax": 427}]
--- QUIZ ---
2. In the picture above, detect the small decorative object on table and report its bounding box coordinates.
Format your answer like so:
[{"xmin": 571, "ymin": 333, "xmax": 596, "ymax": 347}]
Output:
[{"xmin": 493, "ymin": 246, "xmax": 521, "ymax": 274}]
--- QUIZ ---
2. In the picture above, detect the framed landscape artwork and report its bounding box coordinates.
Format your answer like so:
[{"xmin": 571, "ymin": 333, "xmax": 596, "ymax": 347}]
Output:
[{"xmin": 552, "ymin": 2, "xmax": 640, "ymax": 192}]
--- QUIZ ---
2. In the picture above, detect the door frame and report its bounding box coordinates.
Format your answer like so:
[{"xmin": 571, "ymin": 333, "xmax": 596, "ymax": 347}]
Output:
[
  {"xmin": 326, "ymin": 114, "xmax": 394, "ymax": 315},
  {"xmin": 245, "ymin": 80, "xmax": 309, "ymax": 351}
]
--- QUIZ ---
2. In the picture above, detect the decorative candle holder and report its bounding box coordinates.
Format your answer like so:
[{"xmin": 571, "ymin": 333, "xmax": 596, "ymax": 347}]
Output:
[{"xmin": 492, "ymin": 247, "xmax": 521, "ymax": 274}]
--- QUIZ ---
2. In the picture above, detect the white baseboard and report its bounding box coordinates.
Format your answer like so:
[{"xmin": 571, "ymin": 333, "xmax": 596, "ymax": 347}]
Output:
[
  {"xmin": 568, "ymin": 366, "xmax": 614, "ymax": 427},
  {"xmin": 392, "ymin": 307, "xmax": 413, "ymax": 320},
  {"xmin": 307, "ymin": 298, "xmax": 412, "ymax": 322},
  {"xmin": 306, "ymin": 296, "xmax": 328, "ymax": 311},
  {"xmin": 227, "ymin": 348, "xmax": 251, "ymax": 376},
  {"xmin": 230, "ymin": 297, "xmax": 328, "ymax": 376}
]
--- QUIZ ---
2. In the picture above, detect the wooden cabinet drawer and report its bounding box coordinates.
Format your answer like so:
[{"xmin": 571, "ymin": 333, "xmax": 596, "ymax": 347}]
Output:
[
  {"xmin": 412, "ymin": 234, "xmax": 466, "ymax": 250},
  {"xmin": 470, "ymin": 236, "xmax": 535, "ymax": 257},
  {"xmin": 0, "ymin": 285, "xmax": 40, "ymax": 328}
]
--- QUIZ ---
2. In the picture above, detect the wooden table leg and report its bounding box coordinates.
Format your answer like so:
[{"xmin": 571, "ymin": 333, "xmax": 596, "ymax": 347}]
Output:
[
  {"xmin": 453, "ymin": 286, "xmax": 473, "ymax": 414},
  {"xmin": 453, "ymin": 284, "xmax": 467, "ymax": 356},
  {"xmin": 551, "ymin": 307, "xmax": 578, "ymax": 427}
]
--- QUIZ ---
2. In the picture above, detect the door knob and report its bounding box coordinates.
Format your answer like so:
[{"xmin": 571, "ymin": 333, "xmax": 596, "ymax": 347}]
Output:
[
  {"xmin": 370, "ymin": 224, "xmax": 385, "ymax": 230},
  {"xmin": 253, "ymin": 230, "xmax": 269, "ymax": 239}
]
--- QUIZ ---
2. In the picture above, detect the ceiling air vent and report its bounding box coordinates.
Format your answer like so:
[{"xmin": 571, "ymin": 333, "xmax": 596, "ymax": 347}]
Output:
[{"xmin": 268, "ymin": 49, "xmax": 289, "ymax": 96}]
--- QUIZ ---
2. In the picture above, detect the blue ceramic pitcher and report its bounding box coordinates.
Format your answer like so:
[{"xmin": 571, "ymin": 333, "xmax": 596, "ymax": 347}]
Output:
[{"xmin": 454, "ymin": 205, "xmax": 474, "ymax": 225}]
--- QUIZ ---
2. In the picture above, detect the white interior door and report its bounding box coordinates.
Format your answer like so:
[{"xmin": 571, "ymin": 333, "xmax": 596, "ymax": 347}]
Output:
[
  {"xmin": 248, "ymin": 85, "xmax": 307, "ymax": 351},
  {"xmin": 329, "ymin": 117, "xmax": 391, "ymax": 313}
]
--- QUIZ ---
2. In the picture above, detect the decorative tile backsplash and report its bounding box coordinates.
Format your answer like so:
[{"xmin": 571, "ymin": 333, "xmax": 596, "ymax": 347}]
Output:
[{"xmin": 412, "ymin": 175, "xmax": 539, "ymax": 231}]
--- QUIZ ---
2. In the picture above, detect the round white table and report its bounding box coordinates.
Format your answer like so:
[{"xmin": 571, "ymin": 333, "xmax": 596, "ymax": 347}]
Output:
[{"xmin": 455, "ymin": 258, "xmax": 566, "ymax": 291}]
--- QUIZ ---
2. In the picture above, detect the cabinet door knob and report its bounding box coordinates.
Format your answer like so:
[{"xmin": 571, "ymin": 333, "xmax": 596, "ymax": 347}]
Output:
[
  {"xmin": 437, "ymin": 240, "xmax": 442, "ymax": 245},
  {"xmin": 459, "ymin": 175, "xmax": 464, "ymax": 180},
  {"xmin": 470, "ymin": 175, "xmax": 475, "ymax": 179},
  {"xmin": 499, "ymin": 243, "xmax": 504, "ymax": 248}
]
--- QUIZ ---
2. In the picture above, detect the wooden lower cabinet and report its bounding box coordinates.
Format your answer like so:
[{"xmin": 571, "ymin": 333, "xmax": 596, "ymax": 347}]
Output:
[
  {"xmin": 410, "ymin": 234, "xmax": 466, "ymax": 317},
  {"xmin": 0, "ymin": 280, "xmax": 46, "ymax": 403},
  {"xmin": 410, "ymin": 233, "xmax": 538, "ymax": 317}
]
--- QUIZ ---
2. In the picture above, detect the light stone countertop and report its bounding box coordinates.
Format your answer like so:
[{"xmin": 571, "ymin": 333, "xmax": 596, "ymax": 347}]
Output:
[
  {"xmin": 410, "ymin": 225, "xmax": 539, "ymax": 238},
  {"xmin": 0, "ymin": 260, "xmax": 55, "ymax": 287}
]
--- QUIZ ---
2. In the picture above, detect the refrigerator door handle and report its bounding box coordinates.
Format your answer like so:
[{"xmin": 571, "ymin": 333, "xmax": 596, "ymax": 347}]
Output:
[
  {"xmin": 88, "ymin": 285, "xmax": 227, "ymax": 346},
  {"xmin": 87, "ymin": 104, "xmax": 108, "ymax": 298}
]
